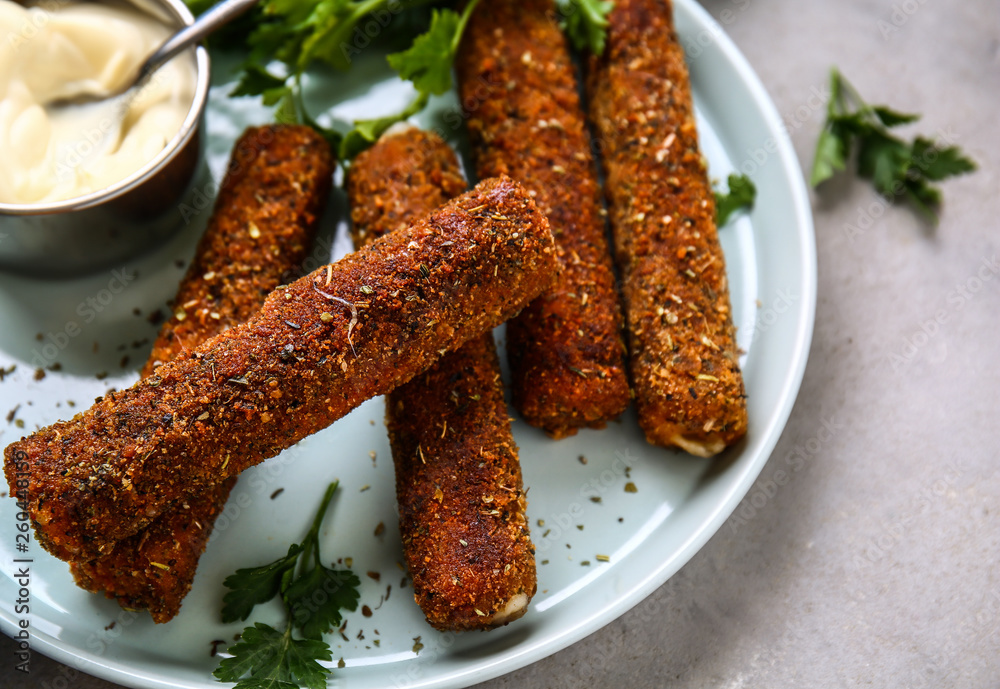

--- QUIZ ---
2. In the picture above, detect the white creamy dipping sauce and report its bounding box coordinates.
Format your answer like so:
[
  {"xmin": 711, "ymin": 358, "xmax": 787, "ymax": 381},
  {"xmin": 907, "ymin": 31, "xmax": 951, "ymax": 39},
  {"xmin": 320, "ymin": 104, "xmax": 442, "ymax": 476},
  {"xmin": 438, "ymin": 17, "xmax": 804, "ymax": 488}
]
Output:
[{"xmin": 0, "ymin": 0, "xmax": 196, "ymax": 205}]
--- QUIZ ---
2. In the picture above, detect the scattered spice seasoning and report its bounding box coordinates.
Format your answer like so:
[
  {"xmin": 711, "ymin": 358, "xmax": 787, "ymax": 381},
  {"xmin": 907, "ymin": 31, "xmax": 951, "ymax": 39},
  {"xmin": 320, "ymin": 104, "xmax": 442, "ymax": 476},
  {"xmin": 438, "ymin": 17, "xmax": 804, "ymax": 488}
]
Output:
[
  {"xmin": 270, "ymin": 488, "xmax": 284, "ymax": 500},
  {"xmin": 33, "ymin": 368, "xmax": 45, "ymax": 381},
  {"xmin": 624, "ymin": 482, "xmax": 638, "ymax": 493}
]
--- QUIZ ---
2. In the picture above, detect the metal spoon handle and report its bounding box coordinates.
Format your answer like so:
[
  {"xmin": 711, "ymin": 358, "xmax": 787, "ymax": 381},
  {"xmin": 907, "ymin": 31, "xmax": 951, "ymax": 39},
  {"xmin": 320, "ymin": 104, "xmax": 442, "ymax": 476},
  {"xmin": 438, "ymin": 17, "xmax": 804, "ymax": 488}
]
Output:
[{"xmin": 135, "ymin": 0, "xmax": 260, "ymax": 84}]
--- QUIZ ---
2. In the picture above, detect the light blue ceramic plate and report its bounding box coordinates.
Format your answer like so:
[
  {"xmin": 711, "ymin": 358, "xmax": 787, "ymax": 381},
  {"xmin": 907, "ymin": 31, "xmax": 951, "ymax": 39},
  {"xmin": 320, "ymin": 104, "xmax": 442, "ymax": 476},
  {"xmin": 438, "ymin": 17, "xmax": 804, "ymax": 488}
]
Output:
[{"xmin": 0, "ymin": 1, "xmax": 815, "ymax": 687}]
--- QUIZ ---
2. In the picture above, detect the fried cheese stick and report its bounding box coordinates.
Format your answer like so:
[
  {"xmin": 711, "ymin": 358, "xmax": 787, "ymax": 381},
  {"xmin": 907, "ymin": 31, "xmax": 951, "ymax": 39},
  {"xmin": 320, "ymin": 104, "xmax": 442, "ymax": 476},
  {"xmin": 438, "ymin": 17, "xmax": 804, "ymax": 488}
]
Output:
[
  {"xmin": 70, "ymin": 124, "xmax": 334, "ymax": 622},
  {"xmin": 5, "ymin": 177, "xmax": 557, "ymax": 562},
  {"xmin": 456, "ymin": 0, "xmax": 629, "ymax": 439},
  {"xmin": 586, "ymin": 0, "xmax": 748, "ymax": 456},
  {"xmin": 348, "ymin": 127, "xmax": 536, "ymax": 631}
]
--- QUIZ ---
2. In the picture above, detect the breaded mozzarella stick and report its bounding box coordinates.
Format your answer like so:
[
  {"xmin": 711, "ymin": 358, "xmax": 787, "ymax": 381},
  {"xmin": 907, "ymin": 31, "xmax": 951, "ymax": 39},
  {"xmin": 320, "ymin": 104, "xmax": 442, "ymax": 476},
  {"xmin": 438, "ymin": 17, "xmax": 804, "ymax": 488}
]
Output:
[
  {"xmin": 348, "ymin": 128, "xmax": 536, "ymax": 631},
  {"xmin": 587, "ymin": 0, "xmax": 748, "ymax": 456},
  {"xmin": 70, "ymin": 125, "xmax": 334, "ymax": 622},
  {"xmin": 5, "ymin": 177, "xmax": 557, "ymax": 561},
  {"xmin": 457, "ymin": 0, "xmax": 630, "ymax": 438}
]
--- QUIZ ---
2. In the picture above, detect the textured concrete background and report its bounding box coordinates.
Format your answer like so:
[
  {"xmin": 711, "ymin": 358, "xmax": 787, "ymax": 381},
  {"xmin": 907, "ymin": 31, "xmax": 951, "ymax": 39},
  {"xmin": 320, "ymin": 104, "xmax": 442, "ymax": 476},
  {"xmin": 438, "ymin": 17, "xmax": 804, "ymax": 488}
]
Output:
[{"xmin": 4, "ymin": 0, "xmax": 999, "ymax": 687}]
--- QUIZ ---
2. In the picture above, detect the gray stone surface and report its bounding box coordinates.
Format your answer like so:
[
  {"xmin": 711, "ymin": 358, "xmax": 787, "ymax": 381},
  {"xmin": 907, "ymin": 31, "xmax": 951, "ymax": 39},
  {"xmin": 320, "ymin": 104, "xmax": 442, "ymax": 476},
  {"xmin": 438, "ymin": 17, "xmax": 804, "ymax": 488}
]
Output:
[{"xmin": 3, "ymin": 0, "xmax": 998, "ymax": 687}]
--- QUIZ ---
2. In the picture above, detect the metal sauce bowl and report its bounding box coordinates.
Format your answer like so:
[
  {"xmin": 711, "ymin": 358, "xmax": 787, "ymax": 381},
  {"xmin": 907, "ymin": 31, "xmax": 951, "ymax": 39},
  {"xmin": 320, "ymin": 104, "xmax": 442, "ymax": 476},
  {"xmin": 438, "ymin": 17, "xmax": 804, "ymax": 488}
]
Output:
[{"xmin": 0, "ymin": 0, "xmax": 211, "ymax": 277}]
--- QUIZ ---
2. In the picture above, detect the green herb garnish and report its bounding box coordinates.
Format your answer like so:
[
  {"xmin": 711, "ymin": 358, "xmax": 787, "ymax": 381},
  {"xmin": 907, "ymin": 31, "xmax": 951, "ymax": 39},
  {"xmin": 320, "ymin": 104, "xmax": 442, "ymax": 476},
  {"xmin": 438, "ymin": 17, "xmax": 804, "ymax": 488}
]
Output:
[
  {"xmin": 186, "ymin": 0, "xmax": 483, "ymax": 159},
  {"xmin": 556, "ymin": 0, "xmax": 614, "ymax": 55},
  {"xmin": 214, "ymin": 481, "xmax": 360, "ymax": 689},
  {"xmin": 714, "ymin": 173, "xmax": 756, "ymax": 226},
  {"xmin": 811, "ymin": 67, "xmax": 976, "ymax": 222}
]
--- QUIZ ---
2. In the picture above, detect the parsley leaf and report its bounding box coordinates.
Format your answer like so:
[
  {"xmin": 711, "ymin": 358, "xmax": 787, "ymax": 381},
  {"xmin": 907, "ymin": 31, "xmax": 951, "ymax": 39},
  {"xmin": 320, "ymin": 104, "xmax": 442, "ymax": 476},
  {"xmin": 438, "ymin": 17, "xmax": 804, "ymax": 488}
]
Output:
[
  {"xmin": 186, "ymin": 0, "xmax": 486, "ymax": 160},
  {"xmin": 811, "ymin": 67, "xmax": 976, "ymax": 222},
  {"xmin": 286, "ymin": 565, "xmax": 361, "ymax": 640},
  {"xmin": 229, "ymin": 65, "xmax": 288, "ymax": 100},
  {"xmin": 387, "ymin": 8, "xmax": 463, "ymax": 96},
  {"xmin": 557, "ymin": 0, "xmax": 614, "ymax": 55},
  {"xmin": 221, "ymin": 544, "xmax": 303, "ymax": 624},
  {"xmin": 214, "ymin": 622, "xmax": 331, "ymax": 689},
  {"xmin": 337, "ymin": 93, "xmax": 428, "ymax": 161},
  {"xmin": 714, "ymin": 173, "xmax": 756, "ymax": 226},
  {"xmin": 214, "ymin": 482, "xmax": 358, "ymax": 689}
]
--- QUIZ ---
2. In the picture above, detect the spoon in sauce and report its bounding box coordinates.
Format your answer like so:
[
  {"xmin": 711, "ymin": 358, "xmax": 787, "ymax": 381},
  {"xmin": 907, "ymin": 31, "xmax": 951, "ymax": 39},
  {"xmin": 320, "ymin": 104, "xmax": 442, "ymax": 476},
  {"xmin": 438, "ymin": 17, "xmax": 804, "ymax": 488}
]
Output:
[{"xmin": 46, "ymin": 0, "xmax": 259, "ymax": 111}]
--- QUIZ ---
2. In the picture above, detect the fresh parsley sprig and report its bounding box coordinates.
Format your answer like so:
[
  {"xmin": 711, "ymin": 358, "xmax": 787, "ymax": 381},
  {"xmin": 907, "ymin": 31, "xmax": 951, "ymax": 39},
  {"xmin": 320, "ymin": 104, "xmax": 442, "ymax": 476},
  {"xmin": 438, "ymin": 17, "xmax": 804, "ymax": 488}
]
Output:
[
  {"xmin": 185, "ymin": 0, "xmax": 482, "ymax": 159},
  {"xmin": 556, "ymin": 0, "xmax": 615, "ymax": 55},
  {"xmin": 811, "ymin": 67, "xmax": 975, "ymax": 222},
  {"xmin": 214, "ymin": 481, "xmax": 360, "ymax": 689},
  {"xmin": 349, "ymin": 0, "xmax": 482, "ymax": 157},
  {"xmin": 714, "ymin": 173, "xmax": 756, "ymax": 226}
]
